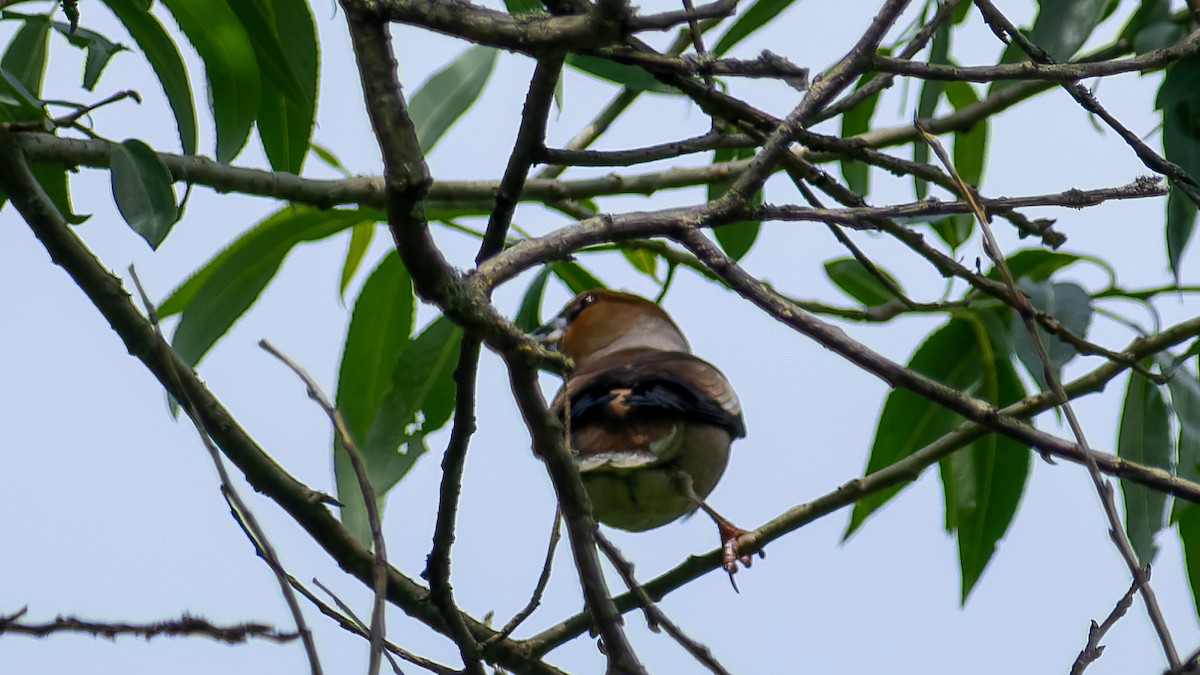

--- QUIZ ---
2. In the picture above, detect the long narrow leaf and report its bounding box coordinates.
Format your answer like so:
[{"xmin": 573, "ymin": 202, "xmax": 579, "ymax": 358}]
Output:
[
  {"xmin": 409, "ymin": 45, "xmax": 497, "ymax": 153},
  {"xmin": 165, "ymin": 206, "xmax": 369, "ymax": 366},
  {"xmin": 334, "ymin": 252, "xmax": 415, "ymax": 542},
  {"xmin": 1117, "ymin": 370, "xmax": 1173, "ymax": 566},
  {"xmin": 251, "ymin": 0, "xmax": 318, "ymax": 175},
  {"xmin": 100, "ymin": 0, "xmax": 197, "ymax": 154},
  {"xmin": 159, "ymin": 0, "xmax": 260, "ymax": 162}
]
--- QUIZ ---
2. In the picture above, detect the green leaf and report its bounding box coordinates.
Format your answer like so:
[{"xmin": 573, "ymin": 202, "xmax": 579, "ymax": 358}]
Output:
[
  {"xmin": 409, "ymin": 45, "xmax": 498, "ymax": 153},
  {"xmin": 1166, "ymin": 363, "xmax": 1200, "ymax": 525},
  {"xmin": 334, "ymin": 252, "xmax": 415, "ymax": 543},
  {"xmin": 0, "ymin": 65, "xmax": 44, "ymax": 121},
  {"xmin": 1117, "ymin": 370, "xmax": 1173, "ymax": 566},
  {"xmin": 840, "ymin": 66, "xmax": 884, "ymax": 197},
  {"xmin": 159, "ymin": 0, "xmax": 260, "ymax": 162},
  {"xmin": 992, "ymin": 0, "xmax": 1109, "ymax": 95},
  {"xmin": 514, "ymin": 265, "xmax": 554, "ymax": 333},
  {"xmin": 100, "ymin": 0, "xmax": 197, "ymax": 154},
  {"xmin": 1009, "ymin": 281, "xmax": 1092, "ymax": 389},
  {"xmin": 226, "ymin": 0, "xmax": 308, "ymax": 105},
  {"xmin": 1157, "ymin": 54, "xmax": 1200, "ymax": 281},
  {"xmin": 110, "ymin": 138, "xmax": 178, "ymax": 249},
  {"xmin": 164, "ymin": 206, "xmax": 369, "ymax": 365},
  {"xmin": 709, "ymin": 135, "xmax": 761, "ymax": 261},
  {"xmin": 943, "ymin": 80, "xmax": 987, "ymax": 188},
  {"xmin": 565, "ymin": 54, "xmax": 678, "ymax": 95},
  {"xmin": 824, "ymin": 257, "xmax": 902, "ymax": 307},
  {"xmin": 1121, "ymin": 0, "xmax": 1170, "ymax": 43},
  {"xmin": 28, "ymin": 161, "xmax": 89, "ymax": 224},
  {"xmin": 712, "ymin": 0, "xmax": 797, "ymax": 57},
  {"xmin": 309, "ymin": 142, "xmax": 350, "ymax": 177},
  {"xmin": 250, "ymin": 0, "xmax": 317, "ymax": 175},
  {"xmin": 988, "ymin": 249, "xmax": 1083, "ymax": 282},
  {"xmin": 847, "ymin": 313, "xmax": 1031, "ymax": 582},
  {"xmin": 2, "ymin": 12, "xmax": 50, "ymax": 94},
  {"xmin": 619, "ymin": 245, "xmax": 659, "ymax": 279},
  {"xmin": 341, "ymin": 316, "xmax": 462, "ymax": 543},
  {"xmin": 914, "ymin": 22, "xmax": 951, "ymax": 199},
  {"xmin": 551, "ymin": 260, "xmax": 604, "ymax": 295},
  {"xmin": 931, "ymin": 215, "xmax": 973, "ymax": 250},
  {"xmin": 339, "ymin": 223, "xmax": 375, "ymax": 301},
  {"xmin": 51, "ymin": 22, "xmax": 128, "ymax": 90},
  {"xmin": 938, "ymin": 319, "xmax": 1029, "ymax": 601},
  {"xmin": 1178, "ymin": 506, "xmax": 1200, "ymax": 625},
  {"xmin": 501, "ymin": 0, "xmax": 543, "ymax": 13}
]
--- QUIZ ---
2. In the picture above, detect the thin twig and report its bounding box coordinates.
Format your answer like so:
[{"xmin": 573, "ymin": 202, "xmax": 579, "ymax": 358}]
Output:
[
  {"xmin": 126, "ymin": 269, "xmax": 324, "ymax": 675},
  {"xmin": 0, "ymin": 608, "xmax": 298, "ymax": 644},
  {"xmin": 594, "ymin": 531, "xmax": 732, "ymax": 675},
  {"xmin": 1070, "ymin": 576, "xmax": 1144, "ymax": 675},
  {"xmin": 259, "ymin": 339, "xmax": 388, "ymax": 675},
  {"xmin": 916, "ymin": 120, "xmax": 1181, "ymax": 671},
  {"xmin": 484, "ymin": 510, "xmax": 563, "ymax": 647}
]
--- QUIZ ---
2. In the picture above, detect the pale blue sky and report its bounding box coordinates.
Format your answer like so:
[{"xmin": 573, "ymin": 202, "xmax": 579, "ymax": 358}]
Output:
[{"xmin": 3, "ymin": 1, "xmax": 1199, "ymax": 673}]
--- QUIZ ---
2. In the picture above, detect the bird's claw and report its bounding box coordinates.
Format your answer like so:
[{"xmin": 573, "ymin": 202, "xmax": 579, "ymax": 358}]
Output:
[{"xmin": 717, "ymin": 521, "xmax": 764, "ymax": 591}]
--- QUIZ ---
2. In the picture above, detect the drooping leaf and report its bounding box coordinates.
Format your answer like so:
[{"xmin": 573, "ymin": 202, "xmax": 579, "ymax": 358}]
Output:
[
  {"xmin": 1164, "ymin": 361, "xmax": 1200, "ymax": 523},
  {"xmin": 51, "ymin": 21, "xmax": 128, "ymax": 90},
  {"xmin": 565, "ymin": 54, "xmax": 678, "ymax": 94},
  {"xmin": 712, "ymin": 0, "xmax": 798, "ymax": 57},
  {"xmin": 341, "ymin": 316, "xmax": 462, "ymax": 542},
  {"xmin": 163, "ymin": 206, "xmax": 370, "ymax": 365},
  {"xmin": 339, "ymin": 223, "xmax": 375, "ymax": 301},
  {"xmin": 1117, "ymin": 370, "xmax": 1173, "ymax": 566},
  {"xmin": 110, "ymin": 138, "xmax": 178, "ymax": 249},
  {"xmin": 514, "ymin": 265, "xmax": 554, "ymax": 333},
  {"xmin": 824, "ymin": 257, "xmax": 902, "ymax": 308},
  {"xmin": 1009, "ymin": 281, "xmax": 1092, "ymax": 390},
  {"xmin": 1157, "ymin": 54, "xmax": 1200, "ymax": 281},
  {"xmin": 409, "ymin": 45, "xmax": 498, "ymax": 153},
  {"xmin": 249, "ymin": 0, "xmax": 317, "ymax": 175},
  {"xmin": 334, "ymin": 252, "xmax": 415, "ymax": 543},
  {"xmin": 100, "ymin": 0, "xmax": 197, "ymax": 154},
  {"xmin": 159, "ymin": 0, "xmax": 261, "ymax": 162},
  {"xmin": 991, "ymin": 0, "xmax": 1110, "ymax": 95},
  {"xmin": 914, "ymin": 21, "xmax": 951, "ymax": 199},
  {"xmin": 1178, "ymin": 506, "xmax": 1200, "ymax": 625},
  {"xmin": 938, "ymin": 317, "xmax": 1029, "ymax": 601},
  {"xmin": 551, "ymin": 260, "xmax": 605, "ymax": 295},
  {"xmin": 362, "ymin": 316, "xmax": 462, "ymax": 460},
  {"xmin": 841, "ymin": 64, "xmax": 884, "ymax": 197},
  {"xmin": 943, "ymin": 80, "xmax": 987, "ymax": 188},
  {"xmin": 709, "ymin": 132, "xmax": 761, "ymax": 261},
  {"xmin": 847, "ymin": 313, "xmax": 1031, "ymax": 583}
]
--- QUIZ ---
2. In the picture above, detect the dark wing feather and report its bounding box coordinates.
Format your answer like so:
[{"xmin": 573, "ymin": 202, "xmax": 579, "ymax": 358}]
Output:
[{"xmin": 561, "ymin": 349, "xmax": 745, "ymax": 438}]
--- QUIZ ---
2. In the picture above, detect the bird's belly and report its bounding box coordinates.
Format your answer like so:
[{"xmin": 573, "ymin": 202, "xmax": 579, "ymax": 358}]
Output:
[{"xmin": 584, "ymin": 468, "xmax": 695, "ymax": 532}]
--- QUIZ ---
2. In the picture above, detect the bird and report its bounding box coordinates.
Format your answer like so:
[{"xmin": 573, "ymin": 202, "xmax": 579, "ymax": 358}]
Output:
[{"xmin": 534, "ymin": 289, "xmax": 759, "ymax": 582}]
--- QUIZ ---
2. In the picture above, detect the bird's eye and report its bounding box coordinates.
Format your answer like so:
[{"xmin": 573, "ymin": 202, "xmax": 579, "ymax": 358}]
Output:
[{"xmin": 581, "ymin": 293, "xmax": 597, "ymax": 306}]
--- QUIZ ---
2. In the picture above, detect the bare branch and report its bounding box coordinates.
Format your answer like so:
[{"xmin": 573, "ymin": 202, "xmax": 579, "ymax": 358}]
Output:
[{"xmin": 0, "ymin": 608, "xmax": 298, "ymax": 644}]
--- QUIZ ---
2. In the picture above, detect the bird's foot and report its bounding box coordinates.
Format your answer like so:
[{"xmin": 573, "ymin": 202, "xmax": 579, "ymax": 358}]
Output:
[{"xmin": 717, "ymin": 520, "xmax": 765, "ymax": 592}]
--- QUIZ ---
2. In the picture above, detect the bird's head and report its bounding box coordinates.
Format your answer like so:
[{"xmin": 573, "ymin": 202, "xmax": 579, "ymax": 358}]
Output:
[{"xmin": 534, "ymin": 289, "xmax": 690, "ymax": 367}]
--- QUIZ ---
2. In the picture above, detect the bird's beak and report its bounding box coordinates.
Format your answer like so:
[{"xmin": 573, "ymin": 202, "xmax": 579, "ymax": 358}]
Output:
[{"xmin": 530, "ymin": 314, "xmax": 568, "ymax": 347}]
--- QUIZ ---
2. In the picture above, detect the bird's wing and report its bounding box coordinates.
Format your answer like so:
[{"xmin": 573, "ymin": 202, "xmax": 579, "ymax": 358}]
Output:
[{"xmin": 558, "ymin": 348, "xmax": 746, "ymax": 447}]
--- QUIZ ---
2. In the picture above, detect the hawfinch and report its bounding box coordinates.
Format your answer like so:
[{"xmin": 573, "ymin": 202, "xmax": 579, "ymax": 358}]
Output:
[{"xmin": 536, "ymin": 289, "xmax": 757, "ymax": 580}]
